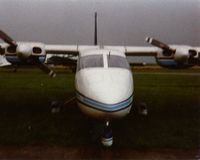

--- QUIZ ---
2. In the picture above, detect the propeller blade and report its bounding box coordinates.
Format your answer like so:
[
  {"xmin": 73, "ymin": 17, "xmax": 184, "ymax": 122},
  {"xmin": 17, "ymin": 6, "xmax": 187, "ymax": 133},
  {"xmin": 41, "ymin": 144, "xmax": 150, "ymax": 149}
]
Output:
[
  {"xmin": 145, "ymin": 37, "xmax": 176, "ymax": 56},
  {"xmin": 32, "ymin": 56, "xmax": 56, "ymax": 77},
  {"xmin": 145, "ymin": 37, "xmax": 170, "ymax": 50},
  {"xmin": 188, "ymin": 49, "xmax": 197, "ymax": 57},
  {"xmin": 37, "ymin": 63, "xmax": 56, "ymax": 78},
  {"xmin": 0, "ymin": 30, "xmax": 17, "ymax": 47}
]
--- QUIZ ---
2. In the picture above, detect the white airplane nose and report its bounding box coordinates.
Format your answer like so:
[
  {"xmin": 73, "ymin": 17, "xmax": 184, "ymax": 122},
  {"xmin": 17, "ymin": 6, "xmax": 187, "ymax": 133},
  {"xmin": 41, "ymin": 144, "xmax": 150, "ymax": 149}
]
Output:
[{"xmin": 76, "ymin": 68, "xmax": 133, "ymax": 105}]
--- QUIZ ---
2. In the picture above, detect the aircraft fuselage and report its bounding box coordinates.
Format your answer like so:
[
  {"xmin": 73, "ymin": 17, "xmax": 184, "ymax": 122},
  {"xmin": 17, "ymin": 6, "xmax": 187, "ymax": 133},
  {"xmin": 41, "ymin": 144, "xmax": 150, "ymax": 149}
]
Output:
[{"xmin": 75, "ymin": 49, "xmax": 133, "ymax": 120}]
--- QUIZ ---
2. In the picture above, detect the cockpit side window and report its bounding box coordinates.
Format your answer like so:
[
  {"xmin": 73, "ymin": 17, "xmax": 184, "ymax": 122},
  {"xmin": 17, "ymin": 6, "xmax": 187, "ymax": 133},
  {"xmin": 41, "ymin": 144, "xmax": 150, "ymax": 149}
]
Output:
[
  {"xmin": 78, "ymin": 55, "xmax": 103, "ymax": 70},
  {"xmin": 107, "ymin": 55, "xmax": 130, "ymax": 69}
]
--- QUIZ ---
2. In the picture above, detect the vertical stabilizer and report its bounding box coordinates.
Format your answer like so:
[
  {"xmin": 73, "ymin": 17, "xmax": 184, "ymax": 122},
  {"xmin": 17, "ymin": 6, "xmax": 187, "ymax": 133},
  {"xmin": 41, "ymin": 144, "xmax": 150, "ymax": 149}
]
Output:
[{"xmin": 94, "ymin": 12, "xmax": 98, "ymax": 45}]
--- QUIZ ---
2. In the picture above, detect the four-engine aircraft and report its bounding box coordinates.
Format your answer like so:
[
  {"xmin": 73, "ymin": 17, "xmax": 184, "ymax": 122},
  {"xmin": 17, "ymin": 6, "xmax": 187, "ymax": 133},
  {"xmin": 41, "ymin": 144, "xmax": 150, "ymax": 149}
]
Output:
[{"xmin": 0, "ymin": 13, "xmax": 199, "ymax": 147}]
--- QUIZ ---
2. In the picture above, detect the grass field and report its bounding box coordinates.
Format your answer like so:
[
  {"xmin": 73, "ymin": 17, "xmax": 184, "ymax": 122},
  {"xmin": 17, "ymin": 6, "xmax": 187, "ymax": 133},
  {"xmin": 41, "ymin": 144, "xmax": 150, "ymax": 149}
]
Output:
[{"xmin": 0, "ymin": 67, "xmax": 199, "ymax": 149}]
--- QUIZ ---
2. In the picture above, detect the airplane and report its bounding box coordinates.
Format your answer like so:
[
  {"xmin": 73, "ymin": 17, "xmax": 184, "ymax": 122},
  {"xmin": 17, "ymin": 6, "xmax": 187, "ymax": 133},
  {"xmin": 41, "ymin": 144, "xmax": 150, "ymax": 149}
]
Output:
[{"xmin": 0, "ymin": 12, "xmax": 199, "ymax": 147}]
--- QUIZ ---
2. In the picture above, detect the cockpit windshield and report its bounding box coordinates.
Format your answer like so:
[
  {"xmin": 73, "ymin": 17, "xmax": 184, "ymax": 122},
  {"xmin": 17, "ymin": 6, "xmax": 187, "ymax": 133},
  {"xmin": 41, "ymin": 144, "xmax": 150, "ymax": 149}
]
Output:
[
  {"xmin": 78, "ymin": 55, "xmax": 103, "ymax": 70},
  {"xmin": 78, "ymin": 54, "xmax": 130, "ymax": 71},
  {"xmin": 107, "ymin": 55, "xmax": 130, "ymax": 69}
]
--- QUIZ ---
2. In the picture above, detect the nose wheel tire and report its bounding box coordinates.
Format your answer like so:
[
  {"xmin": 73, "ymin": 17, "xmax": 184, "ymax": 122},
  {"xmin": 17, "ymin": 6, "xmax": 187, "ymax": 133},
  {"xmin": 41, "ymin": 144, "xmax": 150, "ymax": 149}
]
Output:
[{"xmin": 101, "ymin": 121, "xmax": 113, "ymax": 147}]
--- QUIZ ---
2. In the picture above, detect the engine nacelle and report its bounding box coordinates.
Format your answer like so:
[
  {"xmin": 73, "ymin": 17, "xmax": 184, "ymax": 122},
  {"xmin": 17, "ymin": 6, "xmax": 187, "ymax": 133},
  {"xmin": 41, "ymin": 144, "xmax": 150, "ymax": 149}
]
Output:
[
  {"xmin": 173, "ymin": 46, "xmax": 190, "ymax": 62},
  {"xmin": 5, "ymin": 42, "xmax": 46, "ymax": 64},
  {"xmin": 145, "ymin": 37, "xmax": 199, "ymax": 68},
  {"xmin": 17, "ymin": 43, "xmax": 32, "ymax": 59},
  {"xmin": 156, "ymin": 45, "xmax": 196, "ymax": 69}
]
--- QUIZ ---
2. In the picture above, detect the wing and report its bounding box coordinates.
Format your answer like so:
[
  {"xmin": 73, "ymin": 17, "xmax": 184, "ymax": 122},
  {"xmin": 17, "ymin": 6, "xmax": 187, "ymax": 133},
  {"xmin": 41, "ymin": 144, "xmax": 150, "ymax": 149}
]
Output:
[
  {"xmin": 103, "ymin": 46, "xmax": 159, "ymax": 56},
  {"xmin": 45, "ymin": 45, "xmax": 100, "ymax": 55},
  {"xmin": 44, "ymin": 45, "xmax": 100, "ymax": 68},
  {"xmin": 124, "ymin": 46, "xmax": 158, "ymax": 56},
  {"xmin": 45, "ymin": 45, "xmax": 79, "ymax": 55}
]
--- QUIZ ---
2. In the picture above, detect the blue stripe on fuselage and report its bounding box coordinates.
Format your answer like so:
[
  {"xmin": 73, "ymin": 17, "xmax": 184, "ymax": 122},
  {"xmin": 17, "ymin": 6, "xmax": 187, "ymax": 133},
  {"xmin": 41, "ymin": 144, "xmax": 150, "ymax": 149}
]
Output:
[{"xmin": 76, "ymin": 91, "xmax": 133, "ymax": 112}]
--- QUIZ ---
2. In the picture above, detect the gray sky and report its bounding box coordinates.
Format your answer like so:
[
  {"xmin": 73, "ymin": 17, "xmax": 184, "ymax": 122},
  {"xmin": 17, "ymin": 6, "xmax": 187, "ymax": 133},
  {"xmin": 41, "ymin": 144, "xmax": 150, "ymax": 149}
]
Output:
[{"xmin": 0, "ymin": 0, "xmax": 199, "ymax": 46}]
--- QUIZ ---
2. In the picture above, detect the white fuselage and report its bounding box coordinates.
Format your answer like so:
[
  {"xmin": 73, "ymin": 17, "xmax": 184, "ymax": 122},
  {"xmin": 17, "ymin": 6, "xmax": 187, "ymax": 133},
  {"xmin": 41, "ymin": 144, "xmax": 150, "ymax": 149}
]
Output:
[{"xmin": 75, "ymin": 49, "xmax": 133, "ymax": 120}]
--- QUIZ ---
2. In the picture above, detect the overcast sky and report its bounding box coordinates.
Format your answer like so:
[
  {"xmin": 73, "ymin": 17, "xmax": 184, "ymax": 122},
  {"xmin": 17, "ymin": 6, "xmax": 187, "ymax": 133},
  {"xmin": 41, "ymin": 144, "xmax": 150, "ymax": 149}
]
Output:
[{"xmin": 0, "ymin": 0, "xmax": 199, "ymax": 46}]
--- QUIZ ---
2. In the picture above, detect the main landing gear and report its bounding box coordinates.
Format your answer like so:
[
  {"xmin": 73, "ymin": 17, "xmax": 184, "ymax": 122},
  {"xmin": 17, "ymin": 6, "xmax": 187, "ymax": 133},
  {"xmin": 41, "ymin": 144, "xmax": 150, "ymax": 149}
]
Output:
[{"xmin": 101, "ymin": 121, "xmax": 113, "ymax": 147}]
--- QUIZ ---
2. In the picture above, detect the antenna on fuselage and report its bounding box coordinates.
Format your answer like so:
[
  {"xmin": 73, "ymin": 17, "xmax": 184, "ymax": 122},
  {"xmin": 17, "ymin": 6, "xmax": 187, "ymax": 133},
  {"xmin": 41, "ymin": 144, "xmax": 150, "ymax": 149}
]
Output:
[{"xmin": 94, "ymin": 12, "xmax": 98, "ymax": 45}]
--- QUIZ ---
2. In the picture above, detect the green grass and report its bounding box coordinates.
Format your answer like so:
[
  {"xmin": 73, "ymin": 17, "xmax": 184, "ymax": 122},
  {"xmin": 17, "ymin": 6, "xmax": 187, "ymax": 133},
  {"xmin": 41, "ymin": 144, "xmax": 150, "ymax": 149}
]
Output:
[
  {"xmin": 0, "ymin": 67, "xmax": 199, "ymax": 148},
  {"xmin": 114, "ymin": 70, "xmax": 200, "ymax": 149}
]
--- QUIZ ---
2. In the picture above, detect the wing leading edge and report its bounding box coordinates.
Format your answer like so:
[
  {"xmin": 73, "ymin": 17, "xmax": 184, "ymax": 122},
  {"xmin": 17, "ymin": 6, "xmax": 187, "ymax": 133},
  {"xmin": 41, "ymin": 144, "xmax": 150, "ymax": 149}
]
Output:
[{"xmin": 45, "ymin": 45, "xmax": 159, "ymax": 57}]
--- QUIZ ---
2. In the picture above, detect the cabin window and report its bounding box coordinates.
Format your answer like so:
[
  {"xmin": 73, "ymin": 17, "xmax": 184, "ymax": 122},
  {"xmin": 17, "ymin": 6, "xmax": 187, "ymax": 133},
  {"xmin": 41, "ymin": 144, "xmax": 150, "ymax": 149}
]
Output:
[
  {"xmin": 78, "ymin": 55, "xmax": 103, "ymax": 70},
  {"xmin": 107, "ymin": 55, "xmax": 130, "ymax": 69}
]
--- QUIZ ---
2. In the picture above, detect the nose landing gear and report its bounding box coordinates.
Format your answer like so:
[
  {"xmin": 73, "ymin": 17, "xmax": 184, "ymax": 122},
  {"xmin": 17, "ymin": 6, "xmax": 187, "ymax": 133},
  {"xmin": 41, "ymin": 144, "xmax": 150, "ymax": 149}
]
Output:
[{"xmin": 101, "ymin": 121, "xmax": 113, "ymax": 147}]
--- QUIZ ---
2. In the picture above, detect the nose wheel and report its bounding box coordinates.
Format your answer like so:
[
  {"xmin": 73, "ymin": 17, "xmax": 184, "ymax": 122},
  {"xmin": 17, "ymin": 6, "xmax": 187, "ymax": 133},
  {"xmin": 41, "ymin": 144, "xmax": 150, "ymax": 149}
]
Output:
[
  {"xmin": 137, "ymin": 102, "xmax": 148, "ymax": 116},
  {"xmin": 101, "ymin": 121, "xmax": 113, "ymax": 147}
]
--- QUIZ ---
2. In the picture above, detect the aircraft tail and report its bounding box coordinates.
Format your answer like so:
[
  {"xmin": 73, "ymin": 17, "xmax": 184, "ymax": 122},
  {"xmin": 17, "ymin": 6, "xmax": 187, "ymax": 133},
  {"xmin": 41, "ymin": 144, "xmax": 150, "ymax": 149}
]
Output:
[{"xmin": 94, "ymin": 12, "xmax": 97, "ymax": 45}]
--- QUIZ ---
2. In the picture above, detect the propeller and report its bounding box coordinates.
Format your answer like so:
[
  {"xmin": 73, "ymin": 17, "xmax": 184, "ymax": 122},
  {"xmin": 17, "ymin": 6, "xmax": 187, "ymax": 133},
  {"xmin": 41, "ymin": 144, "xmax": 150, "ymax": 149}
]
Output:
[
  {"xmin": 31, "ymin": 56, "xmax": 56, "ymax": 77},
  {"xmin": 145, "ymin": 37, "xmax": 175, "ymax": 56},
  {"xmin": 188, "ymin": 49, "xmax": 199, "ymax": 65},
  {"xmin": 0, "ymin": 30, "xmax": 17, "ymax": 47},
  {"xmin": 146, "ymin": 37, "xmax": 199, "ymax": 65},
  {"xmin": 0, "ymin": 30, "xmax": 56, "ymax": 77}
]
